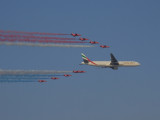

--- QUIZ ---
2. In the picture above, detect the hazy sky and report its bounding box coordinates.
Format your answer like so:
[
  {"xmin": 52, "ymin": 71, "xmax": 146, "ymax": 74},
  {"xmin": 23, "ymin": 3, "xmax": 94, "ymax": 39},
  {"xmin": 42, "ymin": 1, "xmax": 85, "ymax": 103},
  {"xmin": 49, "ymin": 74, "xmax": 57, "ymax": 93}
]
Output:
[{"xmin": 0, "ymin": 0, "xmax": 160, "ymax": 120}]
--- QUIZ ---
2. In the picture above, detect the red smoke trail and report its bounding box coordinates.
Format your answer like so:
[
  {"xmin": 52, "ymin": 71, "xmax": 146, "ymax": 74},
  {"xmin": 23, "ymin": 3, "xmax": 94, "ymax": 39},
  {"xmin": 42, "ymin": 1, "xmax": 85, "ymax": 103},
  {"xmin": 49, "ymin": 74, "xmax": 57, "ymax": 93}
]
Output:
[
  {"xmin": 0, "ymin": 34, "xmax": 76, "ymax": 40},
  {"xmin": 0, "ymin": 38, "xmax": 88, "ymax": 43},
  {"xmin": 0, "ymin": 30, "xmax": 70, "ymax": 35}
]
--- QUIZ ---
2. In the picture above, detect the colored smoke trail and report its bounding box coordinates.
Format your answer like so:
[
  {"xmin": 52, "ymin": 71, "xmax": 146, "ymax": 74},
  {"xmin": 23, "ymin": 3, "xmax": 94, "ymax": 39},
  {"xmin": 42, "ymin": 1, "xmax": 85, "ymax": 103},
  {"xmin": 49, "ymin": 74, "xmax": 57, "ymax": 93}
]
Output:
[
  {"xmin": 0, "ymin": 30, "xmax": 70, "ymax": 35},
  {"xmin": 0, "ymin": 74, "xmax": 64, "ymax": 78},
  {"xmin": 0, "ymin": 77, "xmax": 48, "ymax": 80},
  {"xmin": 0, "ymin": 75, "xmax": 56, "ymax": 79},
  {"xmin": 0, "ymin": 79, "xmax": 38, "ymax": 83},
  {"xmin": 0, "ymin": 74, "xmax": 60, "ymax": 83},
  {"xmin": 0, "ymin": 41, "xmax": 94, "ymax": 48},
  {"xmin": 0, "ymin": 69, "xmax": 72, "ymax": 75},
  {"xmin": 0, "ymin": 74, "xmax": 69, "ymax": 83},
  {"xmin": 0, "ymin": 74, "xmax": 56, "ymax": 77},
  {"xmin": 0, "ymin": 38, "xmax": 87, "ymax": 43},
  {"xmin": 0, "ymin": 75, "xmax": 43, "ymax": 83},
  {"xmin": 0, "ymin": 34, "xmax": 76, "ymax": 40},
  {"xmin": 0, "ymin": 75, "xmax": 48, "ymax": 78}
]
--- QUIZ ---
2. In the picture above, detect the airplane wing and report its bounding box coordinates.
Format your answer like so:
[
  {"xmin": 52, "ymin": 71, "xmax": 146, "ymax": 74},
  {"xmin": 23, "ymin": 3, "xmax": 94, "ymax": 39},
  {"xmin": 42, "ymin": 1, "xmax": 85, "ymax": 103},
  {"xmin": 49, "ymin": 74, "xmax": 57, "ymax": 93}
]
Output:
[{"xmin": 110, "ymin": 53, "xmax": 119, "ymax": 65}]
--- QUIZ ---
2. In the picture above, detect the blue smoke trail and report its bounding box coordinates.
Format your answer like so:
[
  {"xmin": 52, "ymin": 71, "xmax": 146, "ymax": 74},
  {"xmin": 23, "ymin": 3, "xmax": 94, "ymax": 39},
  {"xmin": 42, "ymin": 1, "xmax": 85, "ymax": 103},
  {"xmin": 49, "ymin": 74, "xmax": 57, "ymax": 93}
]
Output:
[{"xmin": 0, "ymin": 79, "xmax": 38, "ymax": 83}]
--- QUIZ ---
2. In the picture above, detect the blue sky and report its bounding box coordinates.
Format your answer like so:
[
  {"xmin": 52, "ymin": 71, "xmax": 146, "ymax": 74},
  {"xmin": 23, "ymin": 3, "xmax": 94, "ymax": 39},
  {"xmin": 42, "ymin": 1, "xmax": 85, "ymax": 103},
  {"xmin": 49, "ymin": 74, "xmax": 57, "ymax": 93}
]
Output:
[{"xmin": 0, "ymin": 0, "xmax": 160, "ymax": 120}]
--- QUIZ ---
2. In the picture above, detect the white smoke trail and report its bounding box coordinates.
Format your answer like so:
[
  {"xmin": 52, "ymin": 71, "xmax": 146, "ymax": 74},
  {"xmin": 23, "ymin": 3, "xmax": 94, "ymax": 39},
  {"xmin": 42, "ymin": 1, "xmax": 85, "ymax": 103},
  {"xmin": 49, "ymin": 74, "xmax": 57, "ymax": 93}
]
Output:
[
  {"xmin": 0, "ymin": 70, "xmax": 72, "ymax": 75},
  {"xmin": 0, "ymin": 41, "xmax": 94, "ymax": 48}
]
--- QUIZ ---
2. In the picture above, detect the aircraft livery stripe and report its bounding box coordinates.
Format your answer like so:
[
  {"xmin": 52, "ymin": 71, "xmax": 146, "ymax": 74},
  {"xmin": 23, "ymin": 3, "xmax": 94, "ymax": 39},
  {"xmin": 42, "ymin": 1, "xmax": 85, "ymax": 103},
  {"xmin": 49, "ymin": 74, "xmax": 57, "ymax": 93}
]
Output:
[
  {"xmin": 87, "ymin": 58, "xmax": 97, "ymax": 65},
  {"xmin": 82, "ymin": 55, "xmax": 97, "ymax": 65}
]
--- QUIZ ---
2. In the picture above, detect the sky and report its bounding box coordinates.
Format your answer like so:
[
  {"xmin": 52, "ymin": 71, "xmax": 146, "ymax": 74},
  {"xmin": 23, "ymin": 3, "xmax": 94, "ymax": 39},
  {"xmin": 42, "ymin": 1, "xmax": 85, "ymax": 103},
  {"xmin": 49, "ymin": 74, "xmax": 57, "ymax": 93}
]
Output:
[{"xmin": 0, "ymin": 0, "xmax": 160, "ymax": 120}]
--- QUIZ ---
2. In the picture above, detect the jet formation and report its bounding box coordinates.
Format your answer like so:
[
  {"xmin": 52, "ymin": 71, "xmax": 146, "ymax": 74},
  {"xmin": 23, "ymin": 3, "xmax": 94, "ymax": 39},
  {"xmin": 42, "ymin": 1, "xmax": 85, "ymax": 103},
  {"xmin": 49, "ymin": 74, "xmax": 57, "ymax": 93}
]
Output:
[
  {"xmin": 0, "ymin": 30, "xmax": 140, "ymax": 83},
  {"xmin": 0, "ymin": 70, "xmax": 86, "ymax": 83},
  {"xmin": 0, "ymin": 30, "xmax": 110, "ymax": 48}
]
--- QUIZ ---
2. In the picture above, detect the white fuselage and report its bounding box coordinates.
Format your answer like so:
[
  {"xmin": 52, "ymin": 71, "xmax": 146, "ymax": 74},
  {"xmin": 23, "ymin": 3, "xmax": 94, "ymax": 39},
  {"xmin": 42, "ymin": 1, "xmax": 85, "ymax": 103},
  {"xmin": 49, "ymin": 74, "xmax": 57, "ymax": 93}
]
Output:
[{"xmin": 81, "ymin": 61, "xmax": 140, "ymax": 68}]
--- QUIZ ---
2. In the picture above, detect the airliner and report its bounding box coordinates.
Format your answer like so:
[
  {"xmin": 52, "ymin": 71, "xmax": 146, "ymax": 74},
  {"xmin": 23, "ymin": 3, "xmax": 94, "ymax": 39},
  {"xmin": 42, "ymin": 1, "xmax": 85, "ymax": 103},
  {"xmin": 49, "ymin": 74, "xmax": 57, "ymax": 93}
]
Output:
[{"xmin": 81, "ymin": 53, "xmax": 140, "ymax": 70}]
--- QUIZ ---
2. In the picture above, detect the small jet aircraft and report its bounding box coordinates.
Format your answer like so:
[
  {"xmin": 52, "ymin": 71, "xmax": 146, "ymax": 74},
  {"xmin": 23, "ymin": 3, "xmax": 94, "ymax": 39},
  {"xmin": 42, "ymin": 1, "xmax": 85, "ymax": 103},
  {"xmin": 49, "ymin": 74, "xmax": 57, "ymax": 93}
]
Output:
[
  {"xmin": 51, "ymin": 77, "xmax": 59, "ymax": 80},
  {"xmin": 79, "ymin": 37, "xmax": 88, "ymax": 41},
  {"xmin": 100, "ymin": 45, "xmax": 110, "ymax": 48},
  {"xmin": 89, "ymin": 41, "xmax": 99, "ymax": 44},
  {"xmin": 81, "ymin": 53, "xmax": 140, "ymax": 70},
  {"xmin": 63, "ymin": 74, "xmax": 72, "ymax": 77},
  {"xmin": 73, "ymin": 70, "xmax": 86, "ymax": 73},
  {"xmin": 38, "ymin": 80, "xmax": 47, "ymax": 82},
  {"xmin": 71, "ymin": 33, "xmax": 81, "ymax": 37}
]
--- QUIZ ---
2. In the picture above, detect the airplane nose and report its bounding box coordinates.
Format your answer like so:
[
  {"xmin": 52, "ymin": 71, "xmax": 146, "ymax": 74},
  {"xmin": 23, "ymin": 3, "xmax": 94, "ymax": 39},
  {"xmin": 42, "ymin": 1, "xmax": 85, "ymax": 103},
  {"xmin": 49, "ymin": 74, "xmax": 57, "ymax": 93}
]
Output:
[
  {"xmin": 137, "ymin": 62, "xmax": 140, "ymax": 66},
  {"xmin": 81, "ymin": 62, "xmax": 85, "ymax": 65}
]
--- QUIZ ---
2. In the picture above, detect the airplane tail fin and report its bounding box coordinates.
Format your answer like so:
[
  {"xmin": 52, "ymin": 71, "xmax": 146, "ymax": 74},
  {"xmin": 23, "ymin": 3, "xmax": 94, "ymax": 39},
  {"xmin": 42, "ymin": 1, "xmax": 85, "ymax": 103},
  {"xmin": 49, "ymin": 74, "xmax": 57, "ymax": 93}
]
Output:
[
  {"xmin": 81, "ymin": 53, "xmax": 97, "ymax": 65},
  {"xmin": 81, "ymin": 53, "xmax": 89, "ymax": 64}
]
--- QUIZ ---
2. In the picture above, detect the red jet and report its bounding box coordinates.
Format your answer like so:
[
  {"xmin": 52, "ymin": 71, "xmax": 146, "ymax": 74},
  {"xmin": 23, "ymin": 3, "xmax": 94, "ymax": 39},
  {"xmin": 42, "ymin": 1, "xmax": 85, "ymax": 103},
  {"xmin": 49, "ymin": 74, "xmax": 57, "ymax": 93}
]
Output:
[
  {"xmin": 73, "ymin": 70, "xmax": 86, "ymax": 73},
  {"xmin": 51, "ymin": 77, "xmax": 59, "ymax": 80},
  {"xmin": 89, "ymin": 41, "xmax": 99, "ymax": 44},
  {"xmin": 63, "ymin": 74, "xmax": 72, "ymax": 77},
  {"xmin": 100, "ymin": 45, "xmax": 110, "ymax": 48},
  {"xmin": 79, "ymin": 37, "xmax": 88, "ymax": 41},
  {"xmin": 71, "ymin": 33, "xmax": 81, "ymax": 37},
  {"xmin": 38, "ymin": 80, "xmax": 47, "ymax": 82}
]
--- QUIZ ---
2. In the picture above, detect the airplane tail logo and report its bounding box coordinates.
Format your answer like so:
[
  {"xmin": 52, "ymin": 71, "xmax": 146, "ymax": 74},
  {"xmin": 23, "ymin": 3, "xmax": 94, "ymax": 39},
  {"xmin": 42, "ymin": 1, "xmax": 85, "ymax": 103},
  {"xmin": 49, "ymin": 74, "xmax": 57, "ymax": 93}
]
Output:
[
  {"xmin": 81, "ymin": 53, "xmax": 97, "ymax": 65},
  {"xmin": 81, "ymin": 53, "xmax": 88, "ymax": 62}
]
